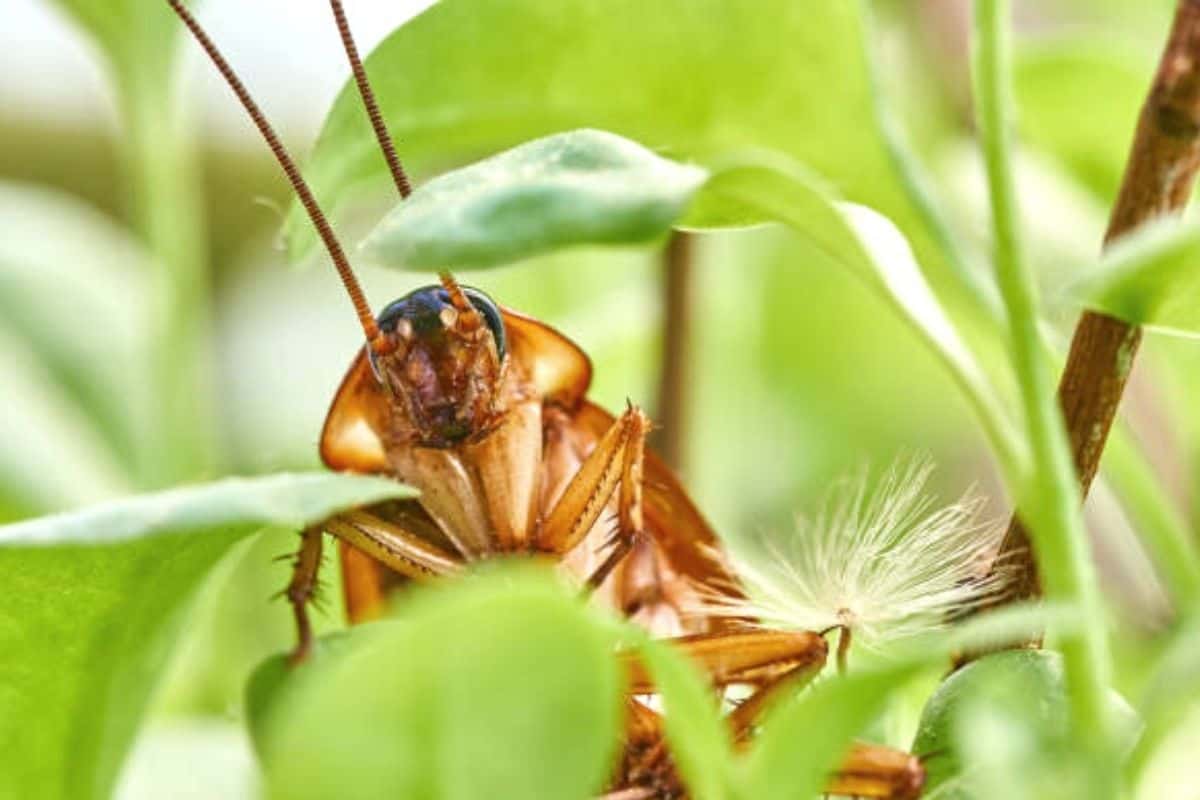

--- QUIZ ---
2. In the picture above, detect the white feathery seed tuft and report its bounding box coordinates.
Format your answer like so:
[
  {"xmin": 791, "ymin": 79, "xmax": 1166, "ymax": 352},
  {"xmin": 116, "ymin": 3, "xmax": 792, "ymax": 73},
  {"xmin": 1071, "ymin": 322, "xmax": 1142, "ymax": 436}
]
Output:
[{"xmin": 700, "ymin": 459, "xmax": 1009, "ymax": 650}]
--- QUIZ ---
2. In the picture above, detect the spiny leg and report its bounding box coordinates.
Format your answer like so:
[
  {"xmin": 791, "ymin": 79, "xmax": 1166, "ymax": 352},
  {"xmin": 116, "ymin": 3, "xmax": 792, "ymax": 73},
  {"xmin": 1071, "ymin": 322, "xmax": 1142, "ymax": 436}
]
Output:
[
  {"xmin": 286, "ymin": 525, "xmax": 324, "ymax": 665},
  {"xmin": 625, "ymin": 630, "xmax": 830, "ymax": 693},
  {"xmin": 325, "ymin": 509, "xmax": 463, "ymax": 580},
  {"xmin": 587, "ymin": 406, "xmax": 648, "ymax": 589},
  {"xmin": 540, "ymin": 404, "xmax": 649, "ymax": 586},
  {"xmin": 285, "ymin": 510, "xmax": 464, "ymax": 662},
  {"xmin": 617, "ymin": 630, "xmax": 925, "ymax": 799}
]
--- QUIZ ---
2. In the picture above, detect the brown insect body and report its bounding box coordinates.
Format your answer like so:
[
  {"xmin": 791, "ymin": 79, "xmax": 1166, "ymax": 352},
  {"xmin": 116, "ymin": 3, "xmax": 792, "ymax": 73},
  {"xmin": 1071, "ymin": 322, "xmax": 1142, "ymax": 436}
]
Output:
[
  {"xmin": 165, "ymin": 1, "xmax": 927, "ymax": 796},
  {"xmin": 320, "ymin": 279, "xmax": 726, "ymax": 627}
]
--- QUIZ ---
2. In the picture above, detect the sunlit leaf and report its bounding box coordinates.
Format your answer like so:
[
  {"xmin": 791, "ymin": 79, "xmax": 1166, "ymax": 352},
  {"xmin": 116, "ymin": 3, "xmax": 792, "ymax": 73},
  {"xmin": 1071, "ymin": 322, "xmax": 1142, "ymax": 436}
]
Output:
[
  {"xmin": 743, "ymin": 661, "xmax": 923, "ymax": 800},
  {"xmin": 1015, "ymin": 39, "xmax": 1149, "ymax": 200},
  {"xmin": 689, "ymin": 160, "xmax": 1026, "ymax": 482},
  {"xmin": 363, "ymin": 129, "xmax": 707, "ymax": 269},
  {"xmin": 736, "ymin": 604, "xmax": 1071, "ymax": 800},
  {"xmin": 0, "ymin": 472, "xmax": 414, "ymax": 800},
  {"xmin": 50, "ymin": 0, "xmax": 181, "ymax": 88},
  {"xmin": 0, "ymin": 328, "xmax": 131, "ymax": 520},
  {"xmin": 913, "ymin": 650, "xmax": 1140, "ymax": 798},
  {"xmin": 632, "ymin": 634, "xmax": 735, "ymax": 800},
  {"xmin": 287, "ymin": 0, "xmax": 923, "ymax": 270},
  {"xmin": 1071, "ymin": 218, "xmax": 1200, "ymax": 337},
  {"xmin": 0, "ymin": 182, "xmax": 156, "ymax": 483},
  {"xmin": 1128, "ymin": 622, "xmax": 1200, "ymax": 784},
  {"xmin": 261, "ymin": 566, "xmax": 622, "ymax": 800}
]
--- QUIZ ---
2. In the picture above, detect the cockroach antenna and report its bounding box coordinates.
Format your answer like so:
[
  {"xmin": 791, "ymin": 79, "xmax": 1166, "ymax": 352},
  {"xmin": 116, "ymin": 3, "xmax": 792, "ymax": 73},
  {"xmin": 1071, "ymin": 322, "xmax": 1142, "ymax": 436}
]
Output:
[
  {"xmin": 165, "ymin": 0, "xmax": 394, "ymax": 356},
  {"xmin": 327, "ymin": 2, "xmax": 467, "ymax": 300},
  {"xmin": 328, "ymin": 0, "xmax": 413, "ymax": 199}
]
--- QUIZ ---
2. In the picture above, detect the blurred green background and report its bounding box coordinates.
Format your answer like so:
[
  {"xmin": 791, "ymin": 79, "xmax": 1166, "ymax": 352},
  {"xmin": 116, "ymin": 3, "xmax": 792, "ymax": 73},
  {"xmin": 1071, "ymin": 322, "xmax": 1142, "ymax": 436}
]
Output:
[{"xmin": 2, "ymin": 0, "xmax": 1197, "ymax": 796}]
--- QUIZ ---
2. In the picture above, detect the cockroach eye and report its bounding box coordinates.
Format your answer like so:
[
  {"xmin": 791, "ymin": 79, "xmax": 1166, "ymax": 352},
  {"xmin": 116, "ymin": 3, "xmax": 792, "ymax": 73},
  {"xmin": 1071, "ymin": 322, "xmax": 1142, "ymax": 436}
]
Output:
[
  {"xmin": 369, "ymin": 284, "xmax": 507, "ymax": 378},
  {"xmin": 459, "ymin": 286, "xmax": 506, "ymax": 360}
]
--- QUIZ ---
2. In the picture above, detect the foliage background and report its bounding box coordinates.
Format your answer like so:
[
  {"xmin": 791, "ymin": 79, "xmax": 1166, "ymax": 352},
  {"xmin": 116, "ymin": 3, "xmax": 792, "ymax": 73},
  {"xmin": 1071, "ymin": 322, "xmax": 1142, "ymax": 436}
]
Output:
[{"xmin": 1, "ymin": 0, "xmax": 1197, "ymax": 797}]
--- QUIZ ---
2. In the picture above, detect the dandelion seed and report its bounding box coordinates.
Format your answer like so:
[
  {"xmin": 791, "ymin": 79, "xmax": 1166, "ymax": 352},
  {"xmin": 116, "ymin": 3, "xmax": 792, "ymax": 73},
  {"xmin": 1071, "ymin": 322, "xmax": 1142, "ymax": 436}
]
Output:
[{"xmin": 699, "ymin": 459, "xmax": 1008, "ymax": 651}]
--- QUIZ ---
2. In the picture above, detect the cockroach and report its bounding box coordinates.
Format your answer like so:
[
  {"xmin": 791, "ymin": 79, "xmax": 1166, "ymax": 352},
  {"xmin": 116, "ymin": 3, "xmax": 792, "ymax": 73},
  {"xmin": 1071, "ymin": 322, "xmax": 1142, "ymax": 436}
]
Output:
[{"xmin": 166, "ymin": 2, "xmax": 925, "ymax": 797}]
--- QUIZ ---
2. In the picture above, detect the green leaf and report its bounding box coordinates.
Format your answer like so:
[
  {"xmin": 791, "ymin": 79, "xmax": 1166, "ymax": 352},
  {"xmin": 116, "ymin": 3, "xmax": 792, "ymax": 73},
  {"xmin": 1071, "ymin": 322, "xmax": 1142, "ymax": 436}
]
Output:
[
  {"xmin": 50, "ymin": 0, "xmax": 181, "ymax": 87},
  {"xmin": 690, "ymin": 160, "xmax": 1026, "ymax": 483},
  {"xmin": 913, "ymin": 650, "xmax": 1140, "ymax": 799},
  {"xmin": 0, "ymin": 182, "xmax": 157, "ymax": 484},
  {"xmin": 1015, "ymin": 38, "xmax": 1149, "ymax": 200},
  {"xmin": 632, "ymin": 634, "xmax": 734, "ymax": 800},
  {"xmin": 287, "ymin": 0, "xmax": 914, "ymax": 266},
  {"xmin": 1128, "ymin": 622, "xmax": 1200, "ymax": 783},
  {"xmin": 261, "ymin": 566, "xmax": 622, "ymax": 800},
  {"xmin": 0, "ymin": 327, "xmax": 131, "ymax": 518},
  {"xmin": 738, "ymin": 603, "xmax": 1078, "ymax": 799},
  {"xmin": 363, "ymin": 129, "xmax": 707, "ymax": 269},
  {"xmin": 0, "ymin": 472, "xmax": 414, "ymax": 800},
  {"xmin": 743, "ymin": 660, "xmax": 923, "ymax": 800},
  {"xmin": 1071, "ymin": 219, "xmax": 1200, "ymax": 337}
]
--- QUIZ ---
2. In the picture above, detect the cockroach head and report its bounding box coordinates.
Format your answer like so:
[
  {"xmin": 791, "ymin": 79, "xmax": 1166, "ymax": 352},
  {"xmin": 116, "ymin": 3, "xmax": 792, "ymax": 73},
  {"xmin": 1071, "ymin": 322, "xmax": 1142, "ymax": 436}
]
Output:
[{"xmin": 368, "ymin": 280, "xmax": 507, "ymax": 447}]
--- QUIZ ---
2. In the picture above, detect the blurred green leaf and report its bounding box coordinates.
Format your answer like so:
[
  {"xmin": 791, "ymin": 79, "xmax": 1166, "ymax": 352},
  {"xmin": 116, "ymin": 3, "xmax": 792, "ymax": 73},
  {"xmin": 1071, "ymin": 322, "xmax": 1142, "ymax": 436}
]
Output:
[
  {"xmin": 733, "ymin": 605, "xmax": 1075, "ymax": 799},
  {"xmin": 913, "ymin": 650, "xmax": 1140, "ymax": 798},
  {"xmin": 1103, "ymin": 427, "xmax": 1200, "ymax": 608},
  {"xmin": 632, "ymin": 634, "xmax": 735, "ymax": 800},
  {"xmin": 743, "ymin": 660, "xmax": 923, "ymax": 800},
  {"xmin": 261, "ymin": 566, "xmax": 622, "ymax": 800},
  {"xmin": 0, "ymin": 182, "xmax": 156, "ymax": 483},
  {"xmin": 1015, "ymin": 39, "xmax": 1149, "ymax": 200},
  {"xmin": 1071, "ymin": 218, "xmax": 1200, "ymax": 336},
  {"xmin": 690, "ymin": 160, "xmax": 1026, "ymax": 483},
  {"xmin": 363, "ymin": 129, "xmax": 707, "ymax": 269},
  {"xmin": 1128, "ymin": 622, "xmax": 1200, "ymax": 783},
  {"xmin": 50, "ymin": 0, "xmax": 180, "ymax": 88},
  {"xmin": 287, "ymin": 0, "xmax": 922, "ymax": 270},
  {"xmin": 0, "ymin": 472, "xmax": 413, "ymax": 800},
  {"xmin": 245, "ymin": 625, "xmax": 391, "ymax": 761},
  {"xmin": 0, "ymin": 327, "xmax": 131, "ymax": 518}
]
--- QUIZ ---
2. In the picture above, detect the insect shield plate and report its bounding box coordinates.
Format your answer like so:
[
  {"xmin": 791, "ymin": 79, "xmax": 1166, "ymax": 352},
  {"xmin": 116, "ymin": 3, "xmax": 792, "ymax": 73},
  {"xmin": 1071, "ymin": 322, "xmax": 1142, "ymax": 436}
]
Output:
[{"xmin": 360, "ymin": 129, "xmax": 709, "ymax": 270}]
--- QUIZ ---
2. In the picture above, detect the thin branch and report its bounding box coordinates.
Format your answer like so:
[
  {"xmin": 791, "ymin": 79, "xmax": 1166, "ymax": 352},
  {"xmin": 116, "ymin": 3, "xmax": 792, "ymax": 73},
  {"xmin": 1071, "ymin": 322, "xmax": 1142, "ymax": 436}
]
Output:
[
  {"xmin": 991, "ymin": 0, "xmax": 1200, "ymax": 613},
  {"xmin": 650, "ymin": 232, "xmax": 695, "ymax": 472}
]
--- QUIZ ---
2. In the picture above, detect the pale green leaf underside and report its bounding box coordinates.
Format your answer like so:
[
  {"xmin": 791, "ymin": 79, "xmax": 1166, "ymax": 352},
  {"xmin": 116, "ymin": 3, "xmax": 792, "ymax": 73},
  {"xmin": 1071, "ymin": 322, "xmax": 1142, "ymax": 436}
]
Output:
[
  {"xmin": 363, "ymin": 129, "xmax": 707, "ymax": 268},
  {"xmin": 1072, "ymin": 219, "xmax": 1200, "ymax": 337},
  {"xmin": 0, "ymin": 472, "xmax": 414, "ymax": 800}
]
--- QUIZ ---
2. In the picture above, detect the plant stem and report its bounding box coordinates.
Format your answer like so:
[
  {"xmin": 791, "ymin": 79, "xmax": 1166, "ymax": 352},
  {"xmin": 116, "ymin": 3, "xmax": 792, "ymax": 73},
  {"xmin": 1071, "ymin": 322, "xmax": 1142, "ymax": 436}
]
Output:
[
  {"xmin": 993, "ymin": 0, "xmax": 1200, "ymax": 610},
  {"xmin": 119, "ymin": 66, "xmax": 215, "ymax": 484},
  {"xmin": 972, "ymin": 0, "xmax": 1112, "ymax": 751},
  {"xmin": 651, "ymin": 232, "xmax": 695, "ymax": 472}
]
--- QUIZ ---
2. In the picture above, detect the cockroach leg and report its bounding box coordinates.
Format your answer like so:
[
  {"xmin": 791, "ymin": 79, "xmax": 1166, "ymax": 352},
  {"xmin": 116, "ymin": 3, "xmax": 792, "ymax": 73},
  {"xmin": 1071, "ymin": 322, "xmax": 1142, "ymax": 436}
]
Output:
[
  {"xmin": 727, "ymin": 658, "xmax": 823, "ymax": 742},
  {"xmin": 286, "ymin": 525, "xmax": 324, "ymax": 665},
  {"xmin": 539, "ymin": 404, "xmax": 649, "ymax": 568},
  {"xmin": 618, "ymin": 695, "xmax": 923, "ymax": 800},
  {"xmin": 625, "ymin": 630, "xmax": 829, "ymax": 693},
  {"xmin": 596, "ymin": 788, "xmax": 658, "ymax": 800},
  {"xmin": 324, "ymin": 509, "xmax": 464, "ymax": 580},
  {"xmin": 828, "ymin": 742, "xmax": 926, "ymax": 800},
  {"xmin": 583, "ymin": 409, "xmax": 648, "ymax": 589}
]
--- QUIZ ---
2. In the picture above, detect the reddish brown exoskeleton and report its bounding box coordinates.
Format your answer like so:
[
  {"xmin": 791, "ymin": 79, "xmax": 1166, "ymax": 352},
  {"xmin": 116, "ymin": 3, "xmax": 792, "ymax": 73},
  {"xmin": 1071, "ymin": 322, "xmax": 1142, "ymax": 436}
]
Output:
[{"xmin": 167, "ymin": 2, "xmax": 925, "ymax": 797}]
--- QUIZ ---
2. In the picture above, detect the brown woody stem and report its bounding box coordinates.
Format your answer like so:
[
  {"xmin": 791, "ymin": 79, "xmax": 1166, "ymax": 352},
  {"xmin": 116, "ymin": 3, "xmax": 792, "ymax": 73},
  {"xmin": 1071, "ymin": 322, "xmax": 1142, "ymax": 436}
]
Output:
[
  {"xmin": 994, "ymin": 0, "xmax": 1200, "ymax": 610},
  {"xmin": 651, "ymin": 232, "xmax": 695, "ymax": 471}
]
